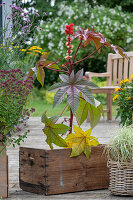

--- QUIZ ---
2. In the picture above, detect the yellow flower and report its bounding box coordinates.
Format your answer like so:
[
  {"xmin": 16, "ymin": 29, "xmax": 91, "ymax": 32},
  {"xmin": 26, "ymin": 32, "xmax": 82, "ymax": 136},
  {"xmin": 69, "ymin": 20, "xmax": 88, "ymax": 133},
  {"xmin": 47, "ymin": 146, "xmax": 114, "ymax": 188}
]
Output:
[
  {"xmin": 131, "ymin": 74, "xmax": 133, "ymax": 79},
  {"xmin": 29, "ymin": 46, "xmax": 42, "ymax": 51},
  {"xmin": 127, "ymin": 97, "xmax": 131, "ymax": 100},
  {"xmin": 124, "ymin": 78, "xmax": 130, "ymax": 83},
  {"xmin": 115, "ymin": 87, "xmax": 121, "ymax": 92},
  {"xmin": 26, "ymin": 52, "xmax": 32, "ymax": 55},
  {"xmin": 33, "ymin": 50, "xmax": 42, "ymax": 53},
  {"xmin": 8, "ymin": 48, "xmax": 11, "ymax": 51},
  {"xmin": 120, "ymin": 80, "xmax": 124, "ymax": 85},
  {"xmin": 20, "ymin": 49, "xmax": 26, "ymax": 52},
  {"xmin": 13, "ymin": 46, "xmax": 19, "ymax": 48},
  {"xmin": 113, "ymin": 95, "xmax": 119, "ymax": 102}
]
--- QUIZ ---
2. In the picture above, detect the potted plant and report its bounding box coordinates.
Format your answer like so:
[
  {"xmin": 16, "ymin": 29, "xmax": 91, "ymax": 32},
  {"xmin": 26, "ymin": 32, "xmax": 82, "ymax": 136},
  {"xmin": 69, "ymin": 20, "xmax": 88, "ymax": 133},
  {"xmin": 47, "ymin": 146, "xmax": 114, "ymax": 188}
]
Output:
[
  {"xmin": 0, "ymin": 2, "xmax": 45, "ymax": 198},
  {"xmin": 19, "ymin": 23, "xmax": 127, "ymax": 195},
  {"xmin": 0, "ymin": 68, "xmax": 35, "ymax": 198},
  {"xmin": 106, "ymin": 126, "xmax": 133, "ymax": 196}
]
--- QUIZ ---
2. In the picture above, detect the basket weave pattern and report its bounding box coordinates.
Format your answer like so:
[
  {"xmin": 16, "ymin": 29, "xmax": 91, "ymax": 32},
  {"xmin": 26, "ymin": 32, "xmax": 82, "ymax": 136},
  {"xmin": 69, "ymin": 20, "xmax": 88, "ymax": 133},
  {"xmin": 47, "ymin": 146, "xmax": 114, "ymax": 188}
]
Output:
[{"xmin": 108, "ymin": 160, "xmax": 133, "ymax": 196}]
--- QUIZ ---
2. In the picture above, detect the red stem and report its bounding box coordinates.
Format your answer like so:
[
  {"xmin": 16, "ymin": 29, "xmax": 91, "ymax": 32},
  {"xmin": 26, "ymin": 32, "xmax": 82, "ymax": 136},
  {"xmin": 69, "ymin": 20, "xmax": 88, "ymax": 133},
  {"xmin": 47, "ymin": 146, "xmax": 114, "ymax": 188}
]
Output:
[
  {"xmin": 73, "ymin": 44, "xmax": 105, "ymax": 65},
  {"xmin": 54, "ymin": 103, "xmax": 69, "ymax": 123},
  {"xmin": 75, "ymin": 113, "xmax": 80, "ymax": 127},
  {"xmin": 72, "ymin": 39, "xmax": 83, "ymax": 65},
  {"xmin": 69, "ymin": 109, "xmax": 73, "ymax": 133}
]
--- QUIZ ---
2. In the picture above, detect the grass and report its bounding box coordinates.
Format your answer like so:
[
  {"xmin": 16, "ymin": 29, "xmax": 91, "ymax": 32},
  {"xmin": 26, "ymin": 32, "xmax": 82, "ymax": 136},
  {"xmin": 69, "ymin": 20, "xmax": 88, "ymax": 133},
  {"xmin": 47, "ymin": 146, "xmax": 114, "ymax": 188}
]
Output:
[
  {"xmin": 30, "ymin": 99, "xmax": 70, "ymax": 117},
  {"xmin": 30, "ymin": 98, "xmax": 118, "ymax": 118},
  {"xmin": 106, "ymin": 126, "xmax": 133, "ymax": 162}
]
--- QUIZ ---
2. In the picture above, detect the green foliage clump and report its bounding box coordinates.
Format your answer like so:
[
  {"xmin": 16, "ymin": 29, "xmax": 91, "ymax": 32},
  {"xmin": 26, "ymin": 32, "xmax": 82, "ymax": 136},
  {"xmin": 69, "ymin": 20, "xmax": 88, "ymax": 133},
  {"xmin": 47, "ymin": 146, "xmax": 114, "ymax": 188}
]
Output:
[
  {"xmin": 113, "ymin": 77, "xmax": 133, "ymax": 126},
  {"xmin": 37, "ymin": 1, "xmax": 133, "ymax": 78},
  {"xmin": 0, "ymin": 69, "xmax": 34, "ymax": 153},
  {"xmin": 106, "ymin": 126, "xmax": 133, "ymax": 163}
]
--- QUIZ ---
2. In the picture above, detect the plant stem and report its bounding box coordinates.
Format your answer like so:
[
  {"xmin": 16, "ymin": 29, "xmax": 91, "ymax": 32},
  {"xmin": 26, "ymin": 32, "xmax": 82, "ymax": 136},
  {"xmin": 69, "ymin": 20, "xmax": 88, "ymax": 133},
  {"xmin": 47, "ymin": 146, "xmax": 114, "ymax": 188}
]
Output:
[
  {"xmin": 73, "ymin": 44, "xmax": 105, "ymax": 65},
  {"xmin": 69, "ymin": 109, "xmax": 73, "ymax": 133},
  {"xmin": 54, "ymin": 103, "xmax": 69, "ymax": 123},
  {"xmin": 75, "ymin": 113, "xmax": 80, "ymax": 127},
  {"xmin": 72, "ymin": 39, "xmax": 83, "ymax": 65}
]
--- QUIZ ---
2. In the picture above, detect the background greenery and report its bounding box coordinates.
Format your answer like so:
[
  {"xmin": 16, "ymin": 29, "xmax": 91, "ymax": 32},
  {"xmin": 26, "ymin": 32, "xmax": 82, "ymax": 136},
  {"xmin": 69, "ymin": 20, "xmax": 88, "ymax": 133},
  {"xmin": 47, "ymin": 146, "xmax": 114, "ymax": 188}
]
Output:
[
  {"xmin": 12, "ymin": 0, "xmax": 133, "ymax": 116},
  {"xmin": 15, "ymin": 0, "xmax": 133, "ymax": 86}
]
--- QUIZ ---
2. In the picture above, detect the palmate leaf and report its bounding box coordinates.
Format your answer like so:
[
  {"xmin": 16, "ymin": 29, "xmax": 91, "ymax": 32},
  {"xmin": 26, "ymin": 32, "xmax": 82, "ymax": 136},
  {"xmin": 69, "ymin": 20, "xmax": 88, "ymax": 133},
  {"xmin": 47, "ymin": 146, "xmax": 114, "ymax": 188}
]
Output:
[
  {"xmin": 65, "ymin": 125, "xmax": 99, "ymax": 158},
  {"xmin": 41, "ymin": 113, "xmax": 70, "ymax": 149},
  {"xmin": 67, "ymin": 86, "xmax": 80, "ymax": 114},
  {"xmin": 76, "ymin": 97, "xmax": 104, "ymax": 129},
  {"xmin": 49, "ymin": 69, "xmax": 98, "ymax": 114},
  {"xmin": 73, "ymin": 27, "xmax": 128, "ymax": 58},
  {"xmin": 53, "ymin": 87, "xmax": 69, "ymax": 107},
  {"xmin": 88, "ymin": 99, "xmax": 104, "ymax": 129},
  {"xmin": 28, "ymin": 52, "xmax": 61, "ymax": 87},
  {"xmin": 76, "ymin": 98, "xmax": 90, "ymax": 125},
  {"xmin": 38, "ymin": 60, "xmax": 60, "ymax": 70}
]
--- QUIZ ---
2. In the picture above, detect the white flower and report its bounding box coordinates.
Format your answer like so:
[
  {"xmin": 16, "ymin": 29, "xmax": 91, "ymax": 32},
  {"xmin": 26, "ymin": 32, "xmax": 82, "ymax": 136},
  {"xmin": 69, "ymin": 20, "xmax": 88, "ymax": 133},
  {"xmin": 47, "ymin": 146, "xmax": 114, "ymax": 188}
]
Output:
[
  {"xmin": 127, "ymin": 38, "xmax": 132, "ymax": 43},
  {"xmin": 74, "ymin": 15, "xmax": 78, "ymax": 19},
  {"xmin": 91, "ymin": 13, "xmax": 94, "ymax": 19},
  {"xmin": 57, "ymin": 11, "xmax": 62, "ymax": 16},
  {"xmin": 83, "ymin": 8, "xmax": 88, "ymax": 15},
  {"xmin": 48, "ymin": 33, "xmax": 53, "ymax": 39},
  {"xmin": 120, "ymin": 24, "xmax": 125, "ymax": 28}
]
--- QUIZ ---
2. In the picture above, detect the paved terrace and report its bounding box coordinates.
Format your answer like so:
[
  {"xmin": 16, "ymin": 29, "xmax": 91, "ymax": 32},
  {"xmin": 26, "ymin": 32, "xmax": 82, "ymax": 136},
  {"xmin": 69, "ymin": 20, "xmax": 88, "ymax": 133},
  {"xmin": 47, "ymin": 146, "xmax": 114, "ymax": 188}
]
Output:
[{"xmin": 6, "ymin": 117, "xmax": 132, "ymax": 200}]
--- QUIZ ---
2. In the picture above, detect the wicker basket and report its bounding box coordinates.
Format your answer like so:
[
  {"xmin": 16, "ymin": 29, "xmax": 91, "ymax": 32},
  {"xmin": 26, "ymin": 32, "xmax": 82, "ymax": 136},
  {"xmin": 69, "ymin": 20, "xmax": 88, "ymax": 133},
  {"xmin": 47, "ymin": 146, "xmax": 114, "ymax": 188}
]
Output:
[{"xmin": 107, "ymin": 160, "xmax": 133, "ymax": 196}]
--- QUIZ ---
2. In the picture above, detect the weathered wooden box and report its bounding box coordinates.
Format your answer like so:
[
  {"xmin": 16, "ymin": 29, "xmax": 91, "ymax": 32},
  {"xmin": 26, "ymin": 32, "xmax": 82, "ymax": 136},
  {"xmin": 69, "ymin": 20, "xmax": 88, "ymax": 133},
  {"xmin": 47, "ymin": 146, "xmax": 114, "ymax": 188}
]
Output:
[
  {"xmin": 19, "ymin": 145, "xmax": 109, "ymax": 195},
  {"xmin": 0, "ymin": 145, "xmax": 8, "ymax": 198}
]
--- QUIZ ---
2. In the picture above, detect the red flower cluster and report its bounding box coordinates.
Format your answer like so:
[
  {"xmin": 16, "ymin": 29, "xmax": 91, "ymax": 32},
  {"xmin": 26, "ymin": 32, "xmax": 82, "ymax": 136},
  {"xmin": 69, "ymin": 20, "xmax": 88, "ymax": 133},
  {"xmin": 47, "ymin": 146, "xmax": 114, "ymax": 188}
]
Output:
[{"xmin": 65, "ymin": 23, "xmax": 74, "ymax": 35}]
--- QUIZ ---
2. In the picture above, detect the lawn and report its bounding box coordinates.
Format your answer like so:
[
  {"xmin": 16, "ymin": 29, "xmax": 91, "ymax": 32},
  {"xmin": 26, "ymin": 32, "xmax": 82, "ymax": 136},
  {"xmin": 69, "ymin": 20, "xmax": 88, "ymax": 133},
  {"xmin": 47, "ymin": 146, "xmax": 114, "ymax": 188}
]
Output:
[
  {"xmin": 30, "ymin": 99, "xmax": 70, "ymax": 117},
  {"xmin": 30, "ymin": 97, "xmax": 118, "ymax": 118}
]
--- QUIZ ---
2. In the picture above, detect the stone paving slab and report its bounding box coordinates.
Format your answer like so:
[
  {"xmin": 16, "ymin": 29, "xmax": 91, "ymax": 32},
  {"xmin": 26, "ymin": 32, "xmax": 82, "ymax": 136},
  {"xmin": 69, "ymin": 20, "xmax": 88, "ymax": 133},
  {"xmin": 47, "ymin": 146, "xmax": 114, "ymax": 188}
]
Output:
[
  {"xmin": 8, "ymin": 188, "xmax": 133, "ymax": 200},
  {"xmin": 5, "ymin": 117, "xmax": 132, "ymax": 199}
]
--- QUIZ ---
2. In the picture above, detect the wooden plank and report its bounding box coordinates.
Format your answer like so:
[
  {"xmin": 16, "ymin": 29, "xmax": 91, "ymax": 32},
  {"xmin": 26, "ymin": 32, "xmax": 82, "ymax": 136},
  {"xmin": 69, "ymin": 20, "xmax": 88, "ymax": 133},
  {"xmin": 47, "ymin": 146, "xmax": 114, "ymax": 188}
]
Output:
[
  {"xmin": 0, "ymin": 143, "xmax": 8, "ymax": 198},
  {"xmin": 91, "ymin": 87, "xmax": 116, "ymax": 94},
  {"xmin": 107, "ymin": 94, "xmax": 112, "ymax": 121},
  {"xmin": 118, "ymin": 58, "xmax": 123, "ymax": 85},
  {"xmin": 19, "ymin": 145, "xmax": 109, "ymax": 195},
  {"xmin": 113, "ymin": 59, "xmax": 117, "ymax": 86},
  {"xmin": 19, "ymin": 147, "xmax": 47, "ymax": 195},
  {"xmin": 107, "ymin": 54, "xmax": 113, "ymax": 86},
  {"xmin": 123, "ymin": 58, "xmax": 128, "ymax": 79},
  {"xmin": 111, "ymin": 52, "xmax": 133, "ymax": 59},
  {"xmin": 129, "ymin": 57, "xmax": 133, "ymax": 78}
]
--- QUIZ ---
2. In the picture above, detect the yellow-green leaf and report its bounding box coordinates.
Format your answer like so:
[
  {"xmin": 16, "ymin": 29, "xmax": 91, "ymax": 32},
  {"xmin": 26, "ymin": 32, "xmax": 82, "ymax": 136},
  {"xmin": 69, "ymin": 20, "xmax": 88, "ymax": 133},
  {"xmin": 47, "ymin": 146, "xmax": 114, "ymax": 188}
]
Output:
[
  {"xmin": 65, "ymin": 125, "xmax": 99, "ymax": 158},
  {"xmin": 41, "ymin": 113, "xmax": 70, "ymax": 149}
]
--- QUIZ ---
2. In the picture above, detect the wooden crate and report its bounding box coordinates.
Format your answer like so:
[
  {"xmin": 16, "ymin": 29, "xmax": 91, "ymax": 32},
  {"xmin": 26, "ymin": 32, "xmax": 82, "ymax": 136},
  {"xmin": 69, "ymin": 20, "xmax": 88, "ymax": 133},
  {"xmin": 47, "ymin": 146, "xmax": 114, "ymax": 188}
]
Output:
[
  {"xmin": 0, "ymin": 144, "xmax": 8, "ymax": 198},
  {"xmin": 19, "ymin": 145, "xmax": 109, "ymax": 195}
]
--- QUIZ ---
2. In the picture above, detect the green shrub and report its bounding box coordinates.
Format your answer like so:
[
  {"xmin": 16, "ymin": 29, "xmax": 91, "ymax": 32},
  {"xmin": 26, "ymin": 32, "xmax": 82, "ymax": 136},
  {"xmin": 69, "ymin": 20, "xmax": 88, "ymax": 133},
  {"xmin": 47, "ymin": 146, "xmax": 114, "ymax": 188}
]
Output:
[{"xmin": 36, "ymin": 1, "xmax": 133, "ymax": 85}]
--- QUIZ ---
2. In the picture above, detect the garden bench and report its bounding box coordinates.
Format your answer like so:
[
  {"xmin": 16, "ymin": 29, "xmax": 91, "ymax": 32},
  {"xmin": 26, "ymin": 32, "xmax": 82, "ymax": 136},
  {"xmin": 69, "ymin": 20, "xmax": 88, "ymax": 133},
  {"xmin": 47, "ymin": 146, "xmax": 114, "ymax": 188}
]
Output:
[{"xmin": 85, "ymin": 52, "xmax": 133, "ymax": 121}]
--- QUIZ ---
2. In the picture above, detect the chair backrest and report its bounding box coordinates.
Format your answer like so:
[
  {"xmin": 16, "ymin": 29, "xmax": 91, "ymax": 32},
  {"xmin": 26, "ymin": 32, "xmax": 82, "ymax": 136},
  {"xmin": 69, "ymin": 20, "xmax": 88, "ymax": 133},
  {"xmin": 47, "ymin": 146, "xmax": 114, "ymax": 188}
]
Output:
[{"xmin": 107, "ymin": 52, "xmax": 133, "ymax": 86}]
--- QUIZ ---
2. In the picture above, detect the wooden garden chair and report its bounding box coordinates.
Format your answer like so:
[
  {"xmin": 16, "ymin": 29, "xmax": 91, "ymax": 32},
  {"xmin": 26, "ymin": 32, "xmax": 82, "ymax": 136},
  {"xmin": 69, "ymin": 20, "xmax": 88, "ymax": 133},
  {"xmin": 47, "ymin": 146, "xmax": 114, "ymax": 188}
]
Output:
[{"xmin": 85, "ymin": 52, "xmax": 133, "ymax": 121}]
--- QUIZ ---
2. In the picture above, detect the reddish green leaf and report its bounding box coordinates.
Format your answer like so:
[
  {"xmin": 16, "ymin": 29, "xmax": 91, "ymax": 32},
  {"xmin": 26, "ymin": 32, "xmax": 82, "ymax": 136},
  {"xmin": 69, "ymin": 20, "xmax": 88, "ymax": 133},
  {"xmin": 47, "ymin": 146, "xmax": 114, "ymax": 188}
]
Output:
[{"xmin": 37, "ymin": 67, "xmax": 45, "ymax": 87}]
